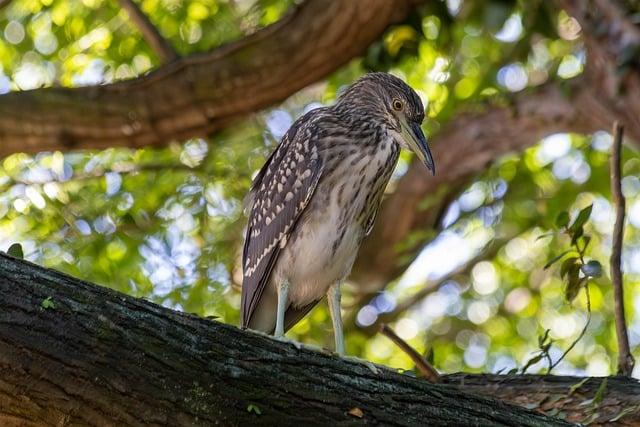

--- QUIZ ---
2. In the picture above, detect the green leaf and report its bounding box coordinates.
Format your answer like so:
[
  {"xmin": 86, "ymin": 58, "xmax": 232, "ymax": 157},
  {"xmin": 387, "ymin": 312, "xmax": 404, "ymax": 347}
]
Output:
[
  {"xmin": 569, "ymin": 204, "xmax": 593, "ymax": 233},
  {"xmin": 544, "ymin": 250, "xmax": 570, "ymax": 269},
  {"xmin": 521, "ymin": 353, "xmax": 543, "ymax": 373},
  {"xmin": 560, "ymin": 257, "xmax": 579, "ymax": 278},
  {"xmin": 570, "ymin": 226, "xmax": 584, "ymax": 246},
  {"xmin": 538, "ymin": 329, "xmax": 551, "ymax": 347},
  {"xmin": 565, "ymin": 266, "xmax": 584, "ymax": 303},
  {"xmin": 7, "ymin": 243, "xmax": 23, "ymax": 259},
  {"xmin": 581, "ymin": 260, "xmax": 603, "ymax": 278},
  {"xmin": 41, "ymin": 296, "xmax": 55, "ymax": 310},
  {"xmin": 247, "ymin": 404, "xmax": 262, "ymax": 415},
  {"xmin": 578, "ymin": 235, "xmax": 591, "ymax": 252},
  {"xmin": 555, "ymin": 211, "xmax": 569, "ymax": 228},
  {"xmin": 425, "ymin": 347, "xmax": 435, "ymax": 365}
]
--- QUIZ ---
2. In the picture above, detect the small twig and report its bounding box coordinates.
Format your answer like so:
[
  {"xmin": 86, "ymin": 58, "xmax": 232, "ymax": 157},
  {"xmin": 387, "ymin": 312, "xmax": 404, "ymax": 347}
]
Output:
[
  {"xmin": 0, "ymin": 0, "xmax": 12, "ymax": 11},
  {"xmin": 379, "ymin": 324, "xmax": 440, "ymax": 383},
  {"xmin": 117, "ymin": 0, "xmax": 178, "ymax": 63},
  {"xmin": 610, "ymin": 121, "xmax": 635, "ymax": 377},
  {"xmin": 548, "ymin": 283, "xmax": 592, "ymax": 373}
]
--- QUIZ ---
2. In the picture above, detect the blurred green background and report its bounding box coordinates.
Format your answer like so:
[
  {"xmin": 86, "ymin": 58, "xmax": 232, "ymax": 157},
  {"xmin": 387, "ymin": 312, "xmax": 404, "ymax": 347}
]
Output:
[{"xmin": 1, "ymin": 0, "xmax": 639, "ymax": 377}]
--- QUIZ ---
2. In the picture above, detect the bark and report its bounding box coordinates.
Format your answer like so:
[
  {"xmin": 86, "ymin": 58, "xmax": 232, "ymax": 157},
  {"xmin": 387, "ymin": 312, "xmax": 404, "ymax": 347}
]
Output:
[
  {"xmin": 351, "ymin": 0, "xmax": 640, "ymax": 292},
  {"xmin": 443, "ymin": 374, "xmax": 640, "ymax": 426},
  {"xmin": 0, "ymin": 253, "xmax": 573, "ymax": 426},
  {"xmin": 0, "ymin": 0, "xmax": 417, "ymax": 157}
]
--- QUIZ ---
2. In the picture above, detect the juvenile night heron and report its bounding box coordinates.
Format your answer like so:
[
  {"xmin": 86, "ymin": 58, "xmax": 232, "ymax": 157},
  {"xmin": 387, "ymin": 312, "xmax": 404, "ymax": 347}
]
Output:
[{"xmin": 241, "ymin": 72, "xmax": 434, "ymax": 354}]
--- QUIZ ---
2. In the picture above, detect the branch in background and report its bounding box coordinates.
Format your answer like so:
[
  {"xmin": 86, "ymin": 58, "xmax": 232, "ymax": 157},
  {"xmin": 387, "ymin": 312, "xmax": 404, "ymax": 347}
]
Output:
[
  {"xmin": 379, "ymin": 324, "xmax": 440, "ymax": 383},
  {"xmin": 0, "ymin": 0, "xmax": 418, "ymax": 157},
  {"xmin": 610, "ymin": 121, "xmax": 635, "ymax": 377},
  {"xmin": 117, "ymin": 0, "xmax": 178, "ymax": 63},
  {"xmin": 0, "ymin": 0, "xmax": 11, "ymax": 11}
]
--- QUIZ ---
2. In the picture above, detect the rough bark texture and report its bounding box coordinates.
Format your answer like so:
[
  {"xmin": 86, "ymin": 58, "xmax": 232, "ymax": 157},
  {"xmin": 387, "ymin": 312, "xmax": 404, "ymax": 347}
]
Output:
[
  {"xmin": 0, "ymin": 253, "xmax": 574, "ymax": 426},
  {"xmin": 0, "ymin": 0, "xmax": 417, "ymax": 157},
  {"xmin": 351, "ymin": 0, "xmax": 640, "ymax": 291},
  {"xmin": 443, "ymin": 374, "xmax": 640, "ymax": 426}
]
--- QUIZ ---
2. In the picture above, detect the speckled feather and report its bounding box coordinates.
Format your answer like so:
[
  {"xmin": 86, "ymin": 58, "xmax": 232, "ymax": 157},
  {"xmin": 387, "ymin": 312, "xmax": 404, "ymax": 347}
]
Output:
[{"xmin": 241, "ymin": 111, "xmax": 324, "ymax": 327}]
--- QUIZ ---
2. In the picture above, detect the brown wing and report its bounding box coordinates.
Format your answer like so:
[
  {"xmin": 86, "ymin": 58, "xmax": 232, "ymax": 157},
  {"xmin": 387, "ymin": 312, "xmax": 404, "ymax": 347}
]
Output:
[
  {"xmin": 241, "ymin": 111, "xmax": 324, "ymax": 328},
  {"xmin": 284, "ymin": 299, "xmax": 321, "ymax": 332}
]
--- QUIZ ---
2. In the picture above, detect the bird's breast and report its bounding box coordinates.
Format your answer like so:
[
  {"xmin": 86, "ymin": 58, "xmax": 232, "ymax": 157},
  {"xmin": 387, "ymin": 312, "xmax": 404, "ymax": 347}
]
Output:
[{"xmin": 273, "ymin": 139, "xmax": 399, "ymax": 306}]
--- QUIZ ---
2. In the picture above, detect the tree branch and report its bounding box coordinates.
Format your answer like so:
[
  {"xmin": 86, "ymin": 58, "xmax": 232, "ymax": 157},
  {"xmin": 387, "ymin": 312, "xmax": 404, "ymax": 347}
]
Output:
[
  {"xmin": 380, "ymin": 324, "xmax": 440, "ymax": 383},
  {"xmin": 0, "ymin": 253, "xmax": 571, "ymax": 426},
  {"xmin": 442, "ymin": 374, "xmax": 640, "ymax": 425},
  {"xmin": 0, "ymin": 0, "xmax": 418, "ymax": 158},
  {"xmin": 117, "ymin": 0, "xmax": 178, "ymax": 63},
  {"xmin": 610, "ymin": 121, "xmax": 635, "ymax": 376}
]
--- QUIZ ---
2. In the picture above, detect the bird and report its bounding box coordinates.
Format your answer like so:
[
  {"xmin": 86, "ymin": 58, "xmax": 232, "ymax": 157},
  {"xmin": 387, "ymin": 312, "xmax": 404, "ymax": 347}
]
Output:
[{"xmin": 241, "ymin": 72, "xmax": 434, "ymax": 355}]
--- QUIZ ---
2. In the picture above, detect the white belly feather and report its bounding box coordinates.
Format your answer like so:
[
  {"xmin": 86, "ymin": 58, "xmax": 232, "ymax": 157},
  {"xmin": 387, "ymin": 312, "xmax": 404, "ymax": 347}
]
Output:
[{"xmin": 272, "ymin": 141, "xmax": 394, "ymax": 308}]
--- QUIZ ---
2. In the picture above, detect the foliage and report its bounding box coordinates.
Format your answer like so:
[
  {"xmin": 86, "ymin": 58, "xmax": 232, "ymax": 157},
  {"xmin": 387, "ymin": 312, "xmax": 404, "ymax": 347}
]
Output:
[{"xmin": 1, "ymin": 0, "xmax": 639, "ymax": 378}]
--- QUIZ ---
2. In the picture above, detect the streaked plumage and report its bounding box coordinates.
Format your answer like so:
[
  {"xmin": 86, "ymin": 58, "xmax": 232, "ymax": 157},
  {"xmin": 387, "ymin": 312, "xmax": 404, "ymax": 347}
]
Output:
[{"xmin": 241, "ymin": 72, "xmax": 434, "ymax": 353}]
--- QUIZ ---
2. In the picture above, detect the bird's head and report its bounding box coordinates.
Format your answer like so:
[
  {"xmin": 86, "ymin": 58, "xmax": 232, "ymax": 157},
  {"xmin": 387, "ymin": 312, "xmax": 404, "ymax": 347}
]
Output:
[{"xmin": 337, "ymin": 72, "xmax": 435, "ymax": 175}]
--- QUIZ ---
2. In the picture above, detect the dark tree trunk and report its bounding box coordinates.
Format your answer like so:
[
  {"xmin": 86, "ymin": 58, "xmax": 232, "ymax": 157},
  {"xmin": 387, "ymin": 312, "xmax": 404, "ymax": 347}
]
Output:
[{"xmin": 0, "ymin": 253, "xmax": 576, "ymax": 426}]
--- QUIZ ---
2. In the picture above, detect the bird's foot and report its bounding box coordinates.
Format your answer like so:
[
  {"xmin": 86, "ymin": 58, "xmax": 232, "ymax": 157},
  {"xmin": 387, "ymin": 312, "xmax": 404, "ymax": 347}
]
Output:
[{"xmin": 271, "ymin": 334, "xmax": 303, "ymax": 350}]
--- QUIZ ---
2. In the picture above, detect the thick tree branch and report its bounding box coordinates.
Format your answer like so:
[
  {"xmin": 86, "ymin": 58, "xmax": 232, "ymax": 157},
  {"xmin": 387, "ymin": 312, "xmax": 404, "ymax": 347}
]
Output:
[
  {"xmin": 117, "ymin": 0, "xmax": 178, "ymax": 63},
  {"xmin": 0, "ymin": 0, "xmax": 418, "ymax": 158},
  {"xmin": 610, "ymin": 121, "xmax": 635, "ymax": 376},
  {"xmin": 442, "ymin": 374, "xmax": 640, "ymax": 426},
  {"xmin": 0, "ymin": 253, "xmax": 571, "ymax": 426}
]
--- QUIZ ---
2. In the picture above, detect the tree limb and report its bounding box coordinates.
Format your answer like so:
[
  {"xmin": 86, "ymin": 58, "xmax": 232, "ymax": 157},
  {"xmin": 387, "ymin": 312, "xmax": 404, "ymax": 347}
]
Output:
[
  {"xmin": 610, "ymin": 121, "xmax": 635, "ymax": 376},
  {"xmin": 380, "ymin": 324, "xmax": 440, "ymax": 383},
  {"xmin": 0, "ymin": 0, "xmax": 418, "ymax": 158},
  {"xmin": 442, "ymin": 374, "xmax": 640, "ymax": 426},
  {"xmin": 0, "ymin": 253, "xmax": 570, "ymax": 426},
  {"xmin": 117, "ymin": 0, "xmax": 178, "ymax": 63}
]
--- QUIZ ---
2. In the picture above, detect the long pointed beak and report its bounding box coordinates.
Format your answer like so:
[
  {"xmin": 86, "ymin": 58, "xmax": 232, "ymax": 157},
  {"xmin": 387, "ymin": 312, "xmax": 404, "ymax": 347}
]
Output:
[{"xmin": 408, "ymin": 121, "xmax": 435, "ymax": 175}]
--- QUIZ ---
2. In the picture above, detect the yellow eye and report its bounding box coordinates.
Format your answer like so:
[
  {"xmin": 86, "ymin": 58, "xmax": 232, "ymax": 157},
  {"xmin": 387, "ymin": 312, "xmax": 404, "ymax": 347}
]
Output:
[{"xmin": 392, "ymin": 99, "xmax": 403, "ymax": 111}]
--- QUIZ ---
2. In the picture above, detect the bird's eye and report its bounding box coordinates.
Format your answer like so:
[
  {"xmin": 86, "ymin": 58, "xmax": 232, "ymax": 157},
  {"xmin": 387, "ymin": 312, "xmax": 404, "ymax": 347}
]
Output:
[{"xmin": 392, "ymin": 99, "xmax": 403, "ymax": 111}]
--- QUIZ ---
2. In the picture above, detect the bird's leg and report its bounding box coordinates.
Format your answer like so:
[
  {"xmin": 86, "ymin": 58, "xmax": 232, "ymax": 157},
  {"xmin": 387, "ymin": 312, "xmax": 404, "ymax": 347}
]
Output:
[
  {"xmin": 274, "ymin": 280, "xmax": 289, "ymax": 337},
  {"xmin": 327, "ymin": 283, "xmax": 344, "ymax": 355}
]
